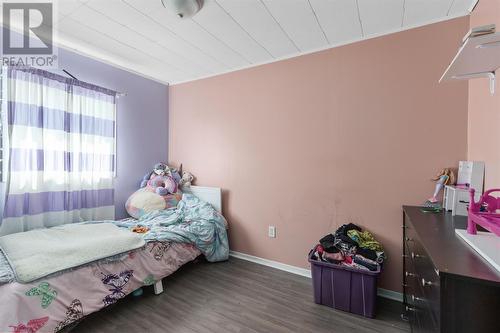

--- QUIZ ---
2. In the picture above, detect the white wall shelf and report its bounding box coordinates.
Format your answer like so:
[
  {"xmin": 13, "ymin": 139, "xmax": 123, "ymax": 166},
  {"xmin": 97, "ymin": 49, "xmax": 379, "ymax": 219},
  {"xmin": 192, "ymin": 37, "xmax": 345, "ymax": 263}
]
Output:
[{"xmin": 440, "ymin": 25, "xmax": 500, "ymax": 94}]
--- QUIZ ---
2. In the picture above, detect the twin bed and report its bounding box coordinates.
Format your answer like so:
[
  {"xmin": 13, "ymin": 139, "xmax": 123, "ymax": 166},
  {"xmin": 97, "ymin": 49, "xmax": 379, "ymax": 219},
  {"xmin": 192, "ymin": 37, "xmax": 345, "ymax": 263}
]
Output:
[{"xmin": 0, "ymin": 186, "xmax": 227, "ymax": 333}]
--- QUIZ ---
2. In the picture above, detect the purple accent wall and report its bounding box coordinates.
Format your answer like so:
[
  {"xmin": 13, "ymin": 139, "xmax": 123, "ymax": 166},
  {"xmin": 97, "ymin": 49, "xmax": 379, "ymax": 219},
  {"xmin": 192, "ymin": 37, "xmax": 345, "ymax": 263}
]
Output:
[
  {"xmin": 53, "ymin": 48, "xmax": 168, "ymax": 218},
  {"xmin": 1, "ymin": 29, "xmax": 169, "ymax": 219}
]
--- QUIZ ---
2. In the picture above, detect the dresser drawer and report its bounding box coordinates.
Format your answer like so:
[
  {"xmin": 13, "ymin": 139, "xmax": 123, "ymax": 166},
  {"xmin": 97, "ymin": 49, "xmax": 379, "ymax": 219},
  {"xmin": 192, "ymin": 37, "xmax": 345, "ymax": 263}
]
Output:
[
  {"xmin": 406, "ymin": 276, "xmax": 439, "ymax": 330},
  {"xmin": 403, "ymin": 218, "xmax": 440, "ymax": 331},
  {"xmin": 411, "ymin": 302, "xmax": 439, "ymax": 333},
  {"xmin": 405, "ymin": 270, "xmax": 439, "ymax": 332},
  {"xmin": 403, "ymin": 207, "xmax": 500, "ymax": 333},
  {"xmin": 410, "ymin": 239, "xmax": 440, "ymax": 322}
]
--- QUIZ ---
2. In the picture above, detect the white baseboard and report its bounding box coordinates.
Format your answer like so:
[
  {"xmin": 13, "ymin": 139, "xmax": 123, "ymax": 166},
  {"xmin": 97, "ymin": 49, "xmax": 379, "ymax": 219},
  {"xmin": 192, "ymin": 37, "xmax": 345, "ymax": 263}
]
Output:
[
  {"xmin": 229, "ymin": 250, "xmax": 403, "ymax": 303},
  {"xmin": 229, "ymin": 250, "xmax": 312, "ymax": 278}
]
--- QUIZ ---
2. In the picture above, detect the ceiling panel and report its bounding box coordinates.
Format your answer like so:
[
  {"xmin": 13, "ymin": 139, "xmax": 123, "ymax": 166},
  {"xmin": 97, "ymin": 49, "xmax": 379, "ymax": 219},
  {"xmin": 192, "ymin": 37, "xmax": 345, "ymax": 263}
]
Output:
[
  {"xmin": 9, "ymin": 0, "xmax": 477, "ymax": 84},
  {"xmin": 216, "ymin": 0, "xmax": 298, "ymax": 58},
  {"xmin": 122, "ymin": 0, "xmax": 165, "ymax": 15},
  {"xmin": 58, "ymin": 17, "xmax": 147, "ymax": 65},
  {"xmin": 57, "ymin": 17, "xmax": 182, "ymax": 83},
  {"xmin": 309, "ymin": 0, "xmax": 362, "ymax": 43},
  {"xmin": 53, "ymin": 0, "xmax": 86, "ymax": 18},
  {"xmin": 192, "ymin": 0, "xmax": 271, "ymax": 64},
  {"xmin": 69, "ymin": 4, "xmax": 203, "ymax": 79},
  {"xmin": 85, "ymin": 0, "xmax": 213, "ymax": 76},
  {"xmin": 145, "ymin": 8, "xmax": 249, "ymax": 69},
  {"xmin": 404, "ymin": 0, "xmax": 455, "ymax": 27},
  {"xmin": 120, "ymin": 1, "xmax": 227, "ymax": 73},
  {"xmin": 358, "ymin": 0, "xmax": 404, "ymax": 36},
  {"xmin": 448, "ymin": 0, "xmax": 478, "ymax": 16},
  {"xmin": 261, "ymin": 0, "xmax": 328, "ymax": 51}
]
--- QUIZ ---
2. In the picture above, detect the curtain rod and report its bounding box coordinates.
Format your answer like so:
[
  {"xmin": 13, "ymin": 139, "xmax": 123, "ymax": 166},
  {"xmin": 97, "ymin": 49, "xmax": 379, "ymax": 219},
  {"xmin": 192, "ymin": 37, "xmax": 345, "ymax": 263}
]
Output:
[{"xmin": 62, "ymin": 69, "xmax": 127, "ymax": 97}]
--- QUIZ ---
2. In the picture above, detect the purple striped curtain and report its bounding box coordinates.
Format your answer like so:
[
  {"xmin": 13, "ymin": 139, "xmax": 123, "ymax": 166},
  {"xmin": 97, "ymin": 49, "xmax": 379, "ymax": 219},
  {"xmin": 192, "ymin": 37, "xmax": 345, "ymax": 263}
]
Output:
[{"xmin": 0, "ymin": 67, "xmax": 117, "ymax": 235}]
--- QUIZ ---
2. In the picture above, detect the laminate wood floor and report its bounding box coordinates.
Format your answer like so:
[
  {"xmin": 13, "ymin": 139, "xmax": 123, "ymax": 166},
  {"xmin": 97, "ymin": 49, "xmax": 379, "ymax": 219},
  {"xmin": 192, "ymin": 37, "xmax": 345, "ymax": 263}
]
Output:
[{"xmin": 70, "ymin": 257, "xmax": 409, "ymax": 333}]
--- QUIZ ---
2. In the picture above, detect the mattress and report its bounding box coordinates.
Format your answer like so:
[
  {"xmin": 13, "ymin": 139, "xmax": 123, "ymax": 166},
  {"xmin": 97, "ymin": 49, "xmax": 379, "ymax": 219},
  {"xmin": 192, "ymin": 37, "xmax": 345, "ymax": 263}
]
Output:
[{"xmin": 0, "ymin": 241, "xmax": 201, "ymax": 332}]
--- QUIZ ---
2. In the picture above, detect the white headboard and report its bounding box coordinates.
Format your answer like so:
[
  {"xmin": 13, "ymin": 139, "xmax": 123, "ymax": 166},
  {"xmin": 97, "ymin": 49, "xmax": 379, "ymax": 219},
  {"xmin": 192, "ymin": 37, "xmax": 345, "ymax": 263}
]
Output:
[{"xmin": 186, "ymin": 186, "xmax": 222, "ymax": 213}]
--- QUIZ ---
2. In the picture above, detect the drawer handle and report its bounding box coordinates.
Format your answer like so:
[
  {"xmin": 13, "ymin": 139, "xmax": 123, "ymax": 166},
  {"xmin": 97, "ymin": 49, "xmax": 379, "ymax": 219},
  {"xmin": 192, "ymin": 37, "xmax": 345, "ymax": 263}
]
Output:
[
  {"xmin": 411, "ymin": 295, "xmax": 423, "ymax": 302},
  {"xmin": 405, "ymin": 305, "xmax": 416, "ymax": 312},
  {"xmin": 405, "ymin": 271, "xmax": 418, "ymax": 278},
  {"xmin": 411, "ymin": 252, "xmax": 425, "ymax": 259},
  {"xmin": 421, "ymin": 278, "xmax": 434, "ymax": 287},
  {"xmin": 401, "ymin": 225, "xmax": 408, "ymax": 229},
  {"xmin": 405, "ymin": 237, "xmax": 413, "ymax": 241},
  {"xmin": 402, "ymin": 254, "xmax": 408, "ymax": 258}
]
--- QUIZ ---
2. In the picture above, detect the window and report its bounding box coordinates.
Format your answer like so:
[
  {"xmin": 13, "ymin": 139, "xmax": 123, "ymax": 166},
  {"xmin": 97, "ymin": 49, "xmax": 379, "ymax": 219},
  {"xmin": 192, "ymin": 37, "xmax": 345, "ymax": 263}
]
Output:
[{"xmin": 0, "ymin": 67, "xmax": 117, "ymax": 235}]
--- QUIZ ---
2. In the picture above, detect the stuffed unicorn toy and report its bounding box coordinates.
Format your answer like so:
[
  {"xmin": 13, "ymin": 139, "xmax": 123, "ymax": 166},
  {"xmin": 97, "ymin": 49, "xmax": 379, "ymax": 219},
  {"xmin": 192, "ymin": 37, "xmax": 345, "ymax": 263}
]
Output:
[{"xmin": 140, "ymin": 163, "xmax": 177, "ymax": 195}]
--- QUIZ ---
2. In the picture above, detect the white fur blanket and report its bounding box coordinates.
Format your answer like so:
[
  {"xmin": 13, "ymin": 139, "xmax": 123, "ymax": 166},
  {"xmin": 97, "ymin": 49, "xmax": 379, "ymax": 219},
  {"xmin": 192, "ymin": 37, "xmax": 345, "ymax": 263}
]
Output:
[{"xmin": 0, "ymin": 223, "xmax": 145, "ymax": 283}]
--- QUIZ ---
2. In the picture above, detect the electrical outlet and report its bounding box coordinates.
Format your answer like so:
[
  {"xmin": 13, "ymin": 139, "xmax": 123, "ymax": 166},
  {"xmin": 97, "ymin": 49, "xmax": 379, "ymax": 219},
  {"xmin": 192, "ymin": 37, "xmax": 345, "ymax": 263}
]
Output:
[{"xmin": 268, "ymin": 226, "xmax": 276, "ymax": 238}]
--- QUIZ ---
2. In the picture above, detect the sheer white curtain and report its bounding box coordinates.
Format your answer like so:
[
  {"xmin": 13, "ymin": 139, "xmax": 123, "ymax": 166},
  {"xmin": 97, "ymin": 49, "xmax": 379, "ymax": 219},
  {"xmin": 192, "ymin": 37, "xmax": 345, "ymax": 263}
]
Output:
[{"xmin": 0, "ymin": 67, "xmax": 117, "ymax": 236}]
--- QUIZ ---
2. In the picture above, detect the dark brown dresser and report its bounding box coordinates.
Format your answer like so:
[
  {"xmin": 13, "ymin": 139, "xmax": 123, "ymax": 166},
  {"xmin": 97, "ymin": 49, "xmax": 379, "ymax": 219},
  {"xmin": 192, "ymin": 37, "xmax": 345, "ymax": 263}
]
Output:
[{"xmin": 402, "ymin": 206, "xmax": 500, "ymax": 333}]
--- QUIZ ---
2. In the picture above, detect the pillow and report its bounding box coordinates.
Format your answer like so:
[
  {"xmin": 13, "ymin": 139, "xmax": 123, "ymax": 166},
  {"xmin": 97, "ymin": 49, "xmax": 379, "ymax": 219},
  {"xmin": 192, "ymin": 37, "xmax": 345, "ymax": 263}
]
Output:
[{"xmin": 125, "ymin": 187, "xmax": 182, "ymax": 219}]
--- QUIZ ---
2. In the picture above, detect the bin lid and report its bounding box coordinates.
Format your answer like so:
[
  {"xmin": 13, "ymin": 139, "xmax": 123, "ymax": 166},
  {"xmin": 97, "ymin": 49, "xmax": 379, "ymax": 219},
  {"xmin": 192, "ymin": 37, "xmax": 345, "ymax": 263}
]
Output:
[{"xmin": 308, "ymin": 250, "xmax": 381, "ymax": 275}]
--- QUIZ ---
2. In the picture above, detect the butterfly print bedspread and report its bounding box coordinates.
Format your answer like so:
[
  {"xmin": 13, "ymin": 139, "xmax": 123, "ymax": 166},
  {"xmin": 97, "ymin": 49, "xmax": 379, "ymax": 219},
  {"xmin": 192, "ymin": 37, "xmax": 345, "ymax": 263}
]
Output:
[
  {"xmin": 25, "ymin": 282, "xmax": 57, "ymax": 309},
  {"xmin": 149, "ymin": 241, "xmax": 171, "ymax": 261},
  {"xmin": 53, "ymin": 299, "xmax": 84, "ymax": 333},
  {"xmin": 0, "ymin": 242, "xmax": 200, "ymax": 332},
  {"xmin": 9, "ymin": 316, "xmax": 48, "ymax": 333},
  {"xmin": 101, "ymin": 270, "xmax": 134, "ymax": 306}
]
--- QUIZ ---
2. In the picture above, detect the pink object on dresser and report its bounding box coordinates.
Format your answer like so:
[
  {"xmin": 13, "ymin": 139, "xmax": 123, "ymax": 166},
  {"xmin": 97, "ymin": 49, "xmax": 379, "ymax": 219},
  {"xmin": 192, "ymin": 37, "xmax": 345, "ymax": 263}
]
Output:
[{"xmin": 467, "ymin": 188, "xmax": 500, "ymax": 236}]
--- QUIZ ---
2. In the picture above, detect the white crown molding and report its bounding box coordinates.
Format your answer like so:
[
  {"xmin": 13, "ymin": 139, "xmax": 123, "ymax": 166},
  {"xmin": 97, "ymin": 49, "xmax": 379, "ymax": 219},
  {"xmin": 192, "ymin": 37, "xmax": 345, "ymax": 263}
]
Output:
[
  {"xmin": 1, "ymin": 10, "xmax": 470, "ymax": 88},
  {"xmin": 229, "ymin": 250, "xmax": 403, "ymax": 303},
  {"xmin": 171, "ymin": 11, "xmax": 471, "ymax": 85}
]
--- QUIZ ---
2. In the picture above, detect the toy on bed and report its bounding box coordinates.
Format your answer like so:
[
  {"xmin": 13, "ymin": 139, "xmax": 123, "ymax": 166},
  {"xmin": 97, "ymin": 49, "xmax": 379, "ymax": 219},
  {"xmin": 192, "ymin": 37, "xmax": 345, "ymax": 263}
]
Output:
[
  {"xmin": 132, "ymin": 225, "xmax": 150, "ymax": 233},
  {"xmin": 140, "ymin": 163, "xmax": 179, "ymax": 195},
  {"xmin": 179, "ymin": 171, "xmax": 195, "ymax": 188},
  {"xmin": 126, "ymin": 163, "xmax": 183, "ymax": 219},
  {"xmin": 467, "ymin": 188, "xmax": 500, "ymax": 236},
  {"xmin": 126, "ymin": 163, "xmax": 196, "ymax": 219}
]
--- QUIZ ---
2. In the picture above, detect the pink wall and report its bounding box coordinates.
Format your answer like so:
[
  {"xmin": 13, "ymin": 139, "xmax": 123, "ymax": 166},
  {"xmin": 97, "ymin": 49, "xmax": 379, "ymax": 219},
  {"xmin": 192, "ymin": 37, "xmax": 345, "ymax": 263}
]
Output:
[
  {"xmin": 468, "ymin": 0, "xmax": 500, "ymax": 189},
  {"xmin": 169, "ymin": 18, "xmax": 469, "ymax": 292}
]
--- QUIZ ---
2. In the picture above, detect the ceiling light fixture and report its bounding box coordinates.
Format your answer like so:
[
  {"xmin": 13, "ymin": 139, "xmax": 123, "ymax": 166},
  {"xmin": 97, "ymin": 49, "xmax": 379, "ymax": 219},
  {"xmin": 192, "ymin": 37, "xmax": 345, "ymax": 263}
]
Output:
[{"xmin": 161, "ymin": 0, "xmax": 204, "ymax": 19}]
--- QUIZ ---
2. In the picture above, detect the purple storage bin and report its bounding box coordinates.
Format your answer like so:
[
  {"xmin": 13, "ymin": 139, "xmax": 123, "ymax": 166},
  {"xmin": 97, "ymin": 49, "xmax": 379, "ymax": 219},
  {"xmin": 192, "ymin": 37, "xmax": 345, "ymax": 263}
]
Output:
[{"xmin": 308, "ymin": 250, "xmax": 381, "ymax": 318}]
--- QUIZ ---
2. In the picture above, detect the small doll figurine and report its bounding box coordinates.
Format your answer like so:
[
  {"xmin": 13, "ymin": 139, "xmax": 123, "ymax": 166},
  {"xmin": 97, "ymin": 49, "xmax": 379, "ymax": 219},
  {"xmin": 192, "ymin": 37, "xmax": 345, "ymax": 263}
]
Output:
[{"xmin": 428, "ymin": 168, "xmax": 456, "ymax": 203}]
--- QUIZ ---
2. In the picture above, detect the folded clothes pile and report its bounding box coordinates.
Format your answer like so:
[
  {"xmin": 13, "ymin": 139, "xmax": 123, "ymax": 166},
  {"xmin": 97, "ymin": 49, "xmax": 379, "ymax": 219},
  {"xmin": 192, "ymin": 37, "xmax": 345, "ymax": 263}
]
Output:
[{"xmin": 311, "ymin": 223, "xmax": 385, "ymax": 272}]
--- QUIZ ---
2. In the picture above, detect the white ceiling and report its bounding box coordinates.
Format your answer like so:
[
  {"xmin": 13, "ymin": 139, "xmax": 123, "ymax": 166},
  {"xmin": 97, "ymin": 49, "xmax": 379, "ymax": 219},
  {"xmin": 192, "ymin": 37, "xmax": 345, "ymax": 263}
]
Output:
[{"xmin": 6, "ymin": 0, "xmax": 479, "ymax": 85}]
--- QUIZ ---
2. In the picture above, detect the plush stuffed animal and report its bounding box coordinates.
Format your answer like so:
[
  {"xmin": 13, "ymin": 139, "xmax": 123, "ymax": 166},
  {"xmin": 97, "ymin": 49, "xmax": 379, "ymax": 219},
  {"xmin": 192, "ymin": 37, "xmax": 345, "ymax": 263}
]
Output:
[
  {"xmin": 140, "ymin": 163, "xmax": 182, "ymax": 188},
  {"xmin": 170, "ymin": 167, "xmax": 182, "ymax": 184},
  {"xmin": 148, "ymin": 174, "xmax": 177, "ymax": 195},
  {"xmin": 179, "ymin": 171, "xmax": 194, "ymax": 188},
  {"xmin": 140, "ymin": 163, "xmax": 177, "ymax": 195},
  {"xmin": 140, "ymin": 163, "xmax": 169, "ymax": 188}
]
